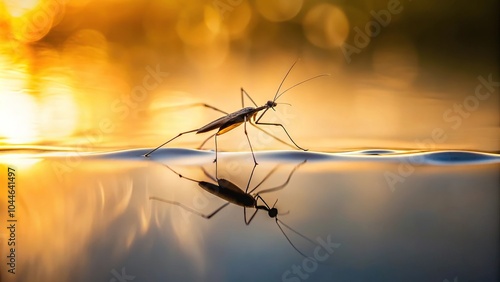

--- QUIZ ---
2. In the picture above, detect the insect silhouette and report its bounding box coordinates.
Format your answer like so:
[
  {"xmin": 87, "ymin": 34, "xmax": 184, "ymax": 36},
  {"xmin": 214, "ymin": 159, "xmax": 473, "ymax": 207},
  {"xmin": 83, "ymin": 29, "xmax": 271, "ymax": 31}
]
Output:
[
  {"xmin": 143, "ymin": 60, "xmax": 328, "ymax": 172},
  {"xmin": 149, "ymin": 160, "xmax": 315, "ymax": 258}
]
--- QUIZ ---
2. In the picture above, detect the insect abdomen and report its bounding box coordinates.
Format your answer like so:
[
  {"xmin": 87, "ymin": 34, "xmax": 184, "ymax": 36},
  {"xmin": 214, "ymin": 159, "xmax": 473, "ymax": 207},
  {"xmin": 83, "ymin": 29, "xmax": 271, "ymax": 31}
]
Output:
[{"xmin": 198, "ymin": 181, "xmax": 255, "ymax": 207}]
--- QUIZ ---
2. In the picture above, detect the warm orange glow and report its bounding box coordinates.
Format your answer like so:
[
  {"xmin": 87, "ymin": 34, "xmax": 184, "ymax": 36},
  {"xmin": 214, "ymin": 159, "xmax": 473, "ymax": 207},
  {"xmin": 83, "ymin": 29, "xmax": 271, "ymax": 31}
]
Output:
[
  {"xmin": 0, "ymin": 154, "xmax": 41, "ymax": 168},
  {"xmin": 39, "ymin": 85, "xmax": 79, "ymax": 140},
  {"xmin": 148, "ymin": 91, "xmax": 208, "ymax": 143},
  {"xmin": 0, "ymin": 160, "xmax": 149, "ymax": 281},
  {"xmin": 5, "ymin": 0, "xmax": 66, "ymax": 43},
  {"xmin": 223, "ymin": 1, "xmax": 252, "ymax": 37},
  {"xmin": 371, "ymin": 35, "xmax": 419, "ymax": 89},
  {"xmin": 0, "ymin": 90, "xmax": 39, "ymax": 143},
  {"xmin": 3, "ymin": 0, "xmax": 41, "ymax": 17},
  {"xmin": 0, "ymin": 0, "xmax": 497, "ymax": 151},
  {"xmin": 0, "ymin": 1, "xmax": 497, "ymax": 281}
]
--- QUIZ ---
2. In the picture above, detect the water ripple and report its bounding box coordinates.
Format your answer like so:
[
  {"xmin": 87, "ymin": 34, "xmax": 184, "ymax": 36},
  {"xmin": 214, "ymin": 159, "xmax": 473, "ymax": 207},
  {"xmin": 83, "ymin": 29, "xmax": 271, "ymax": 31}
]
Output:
[{"xmin": 2, "ymin": 147, "xmax": 498, "ymax": 166}]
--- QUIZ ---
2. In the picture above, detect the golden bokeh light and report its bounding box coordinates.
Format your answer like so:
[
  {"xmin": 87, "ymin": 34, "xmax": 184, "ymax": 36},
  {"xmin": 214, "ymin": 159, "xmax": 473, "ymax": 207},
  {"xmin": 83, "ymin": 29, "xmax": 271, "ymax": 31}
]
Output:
[
  {"xmin": 176, "ymin": 5, "xmax": 230, "ymax": 68},
  {"xmin": 303, "ymin": 3, "xmax": 350, "ymax": 49},
  {"xmin": 176, "ymin": 5, "xmax": 224, "ymax": 47},
  {"xmin": 0, "ymin": 0, "xmax": 497, "ymax": 151},
  {"xmin": 255, "ymin": 0, "xmax": 303, "ymax": 22},
  {"xmin": 223, "ymin": 1, "xmax": 252, "ymax": 38},
  {"xmin": 6, "ymin": 0, "xmax": 66, "ymax": 43}
]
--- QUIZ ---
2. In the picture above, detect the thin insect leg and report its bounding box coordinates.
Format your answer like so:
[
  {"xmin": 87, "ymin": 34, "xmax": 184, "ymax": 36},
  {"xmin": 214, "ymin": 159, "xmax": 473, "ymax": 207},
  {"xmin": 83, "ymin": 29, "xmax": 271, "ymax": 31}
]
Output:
[
  {"xmin": 214, "ymin": 133, "xmax": 218, "ymax": 178},
  {"xmin": 244, "ymin": 163, "xmax": 258, "ymax": 193},
  {"xmin": 253, "ymin": 94, "xmax": 306, "ymax": 151},
  {"xmin": 275, "ymin": 219, "xmax": 313, "ymax": 259},
  {"xmin": 150, "ymin": 197, "xmax": 229, "ymax": 219},
  {"xmin": 144, "ymin": 129, "xmax": 199, "ymax": 157},
  {"xmin": 162, "ymin": 102, "xmax": 228, "ymax": 115},
  {"xmin": 244, "ymin": 207, "xmax": 260, "ymax": 225},
  {"xmin": 162, "ymin": 164, "xmax": 201, "ymax": 183},
  {"xmin": 255, "ymin": 194, "xmax": 271, "ymax": 209},
  {"xmin": 255, "ymin": 121, "xmax": 307, "ymax": 151},
  {"xmin": 249, "ymin": 123, "xmax": 298, "ymax": 150},
  {"xmin": 247, "ymin": 165, "xmax": 280, "ymax": 194},
  {"xmin": 277, "ymin": 218, "xmax": 317, "ymax": 246},
  {"xmin": 255, "ymin": 108, "xmax": 270, "ymax": 123},
  {"xmin": 272, "ymin": 58, "xmax": 300, "ymax": 101},
  {"xmin": 252, "ymin": 160, "xmax": 306, "ymax": 195},
  {"xmin": 240, "ymin": 88, "xmax": 258, "ymax": 108},
  {"xmin": 197, "ymin": 133, "xmax": 216, "ymax": 150},
  {"xmin": 205, "ymin": 202, "xmax": 230, "ymax": 219},
  {"xmin": 243, "ymin": 116, "xmax": 258, "ymax": 165},
  {"xmin": 201, "ymin": 166, "xmax": 217, "ymax": 182}
]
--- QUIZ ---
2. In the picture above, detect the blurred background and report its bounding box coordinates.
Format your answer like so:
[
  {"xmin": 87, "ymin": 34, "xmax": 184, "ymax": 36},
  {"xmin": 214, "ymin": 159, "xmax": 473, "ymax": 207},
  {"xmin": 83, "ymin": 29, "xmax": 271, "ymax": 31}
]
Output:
[{"xmin": 0, "ymin": 0, "xmax": 498, "ymax": 152}]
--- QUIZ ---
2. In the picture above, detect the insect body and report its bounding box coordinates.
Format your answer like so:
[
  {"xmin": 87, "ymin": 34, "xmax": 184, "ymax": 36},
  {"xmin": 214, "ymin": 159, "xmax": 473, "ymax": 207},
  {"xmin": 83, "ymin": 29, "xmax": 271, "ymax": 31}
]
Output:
[{"xmin": 143, "ymin": 60, "xmax": 328, "ymax": 172}]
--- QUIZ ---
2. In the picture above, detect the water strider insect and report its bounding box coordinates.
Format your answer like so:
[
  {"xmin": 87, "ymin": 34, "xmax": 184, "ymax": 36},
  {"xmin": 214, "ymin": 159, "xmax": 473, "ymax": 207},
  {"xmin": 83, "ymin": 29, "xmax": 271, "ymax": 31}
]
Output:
[
  {"xmin": 143, "ymin": 60, "xmax": 328, "ymax": 171},
  {"xmin": 149, "ymin": 160, "xmax": 315, "ymax": 258}
]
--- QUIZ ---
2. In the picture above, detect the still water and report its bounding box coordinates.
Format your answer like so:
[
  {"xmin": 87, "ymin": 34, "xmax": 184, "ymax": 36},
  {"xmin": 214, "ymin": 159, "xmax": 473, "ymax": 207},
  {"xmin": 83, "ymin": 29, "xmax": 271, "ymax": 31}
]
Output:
[{"xmin": 0, "ymin": 148, "xmax": 498, "ymax": 282}]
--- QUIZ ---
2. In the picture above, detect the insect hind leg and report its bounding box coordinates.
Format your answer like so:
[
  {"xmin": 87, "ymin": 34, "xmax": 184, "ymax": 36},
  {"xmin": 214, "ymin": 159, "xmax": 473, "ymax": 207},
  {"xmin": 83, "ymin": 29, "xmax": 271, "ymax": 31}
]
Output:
[
  {"xmin": 197, "ymin": 133, "xmax": 216, "ymax": 150},
  {"xmin": 163, "ymin": 102, "xmax": 228, "ymax": 115},
  {"xmin": 144, "ymin": 128, "xmax": 199, "ymax": 157},
  {"xmin": 150, "ymin": 197, "xmax": 229, "ymax": 219}
]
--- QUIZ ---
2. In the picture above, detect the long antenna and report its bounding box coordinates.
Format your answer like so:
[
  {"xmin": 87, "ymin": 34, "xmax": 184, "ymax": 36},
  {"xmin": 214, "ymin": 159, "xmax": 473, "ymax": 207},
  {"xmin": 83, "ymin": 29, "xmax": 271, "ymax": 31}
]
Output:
[
  {"xmin": 273, "ymin": 59, "xmax": 300, "ymax": 102},
  {"xmin": 274, "ymin": 74, "xmax": 330, "ymax": 102},
  {"xmin": 276, "ymin": 219, "xmax": 314, "ymax": 259},
  {"xmin": 277, "ymin": 218, "xmax": 317, "ymax": 246}
]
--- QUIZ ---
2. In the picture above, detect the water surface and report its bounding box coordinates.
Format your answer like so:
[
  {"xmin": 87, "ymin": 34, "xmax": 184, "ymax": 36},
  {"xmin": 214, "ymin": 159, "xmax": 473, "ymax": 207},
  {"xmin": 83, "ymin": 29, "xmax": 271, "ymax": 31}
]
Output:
[{"xmin": 0, "ymin": 148, "xmax": 498, "ymax": 282}]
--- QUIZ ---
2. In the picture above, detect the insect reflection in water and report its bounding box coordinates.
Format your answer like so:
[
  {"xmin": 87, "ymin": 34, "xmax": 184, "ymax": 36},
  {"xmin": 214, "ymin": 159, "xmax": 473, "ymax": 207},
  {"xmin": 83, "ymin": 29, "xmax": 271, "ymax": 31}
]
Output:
[{"xmin": 150, "ymin": 160, "xmax": 316, "ymax": 258}]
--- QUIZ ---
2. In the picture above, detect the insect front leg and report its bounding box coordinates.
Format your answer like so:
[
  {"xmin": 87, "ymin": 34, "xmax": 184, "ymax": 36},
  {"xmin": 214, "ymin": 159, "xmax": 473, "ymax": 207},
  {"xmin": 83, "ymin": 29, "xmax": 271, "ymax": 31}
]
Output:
[
  {"xmin": 244, "ymin": 207, "xmax": 259, "ymax": 225},
  {"xmin": 251, "ymin": 160, "xmax": 306, "ymax": 195},
  {"xmin": 243, "ymin": 115, "xmax": 258, "ymax": 165},
  {"xmin": 214, "ymin": 133, "xmax": 218, "ymax": 178},
  {"xmin": 254, "ymin": 111, "xmax": 307, "ymax": 151}
]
